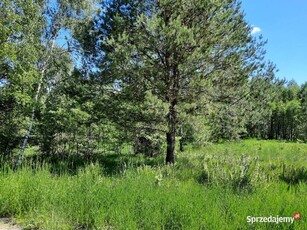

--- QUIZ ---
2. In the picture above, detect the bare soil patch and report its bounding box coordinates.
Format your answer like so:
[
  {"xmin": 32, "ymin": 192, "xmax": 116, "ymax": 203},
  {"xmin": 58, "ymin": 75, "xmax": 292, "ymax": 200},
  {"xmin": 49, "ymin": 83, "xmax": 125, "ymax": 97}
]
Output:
[{"xmin": 0, "ymin": 218, "xmax": 21, "ymax": 230}]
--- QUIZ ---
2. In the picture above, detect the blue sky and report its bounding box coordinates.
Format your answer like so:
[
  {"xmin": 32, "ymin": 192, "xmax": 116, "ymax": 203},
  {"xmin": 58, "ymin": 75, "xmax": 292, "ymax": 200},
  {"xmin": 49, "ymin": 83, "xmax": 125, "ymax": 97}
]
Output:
[{"xmin": 241, "ymin": 0, "xmax": 307, "ymax": 85}]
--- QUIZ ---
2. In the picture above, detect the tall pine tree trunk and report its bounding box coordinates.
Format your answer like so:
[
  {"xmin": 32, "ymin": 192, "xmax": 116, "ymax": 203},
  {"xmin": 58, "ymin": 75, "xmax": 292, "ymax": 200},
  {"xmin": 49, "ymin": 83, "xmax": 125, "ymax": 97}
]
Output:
[
  {"xmin": 179, "ymin": 126, "xmax": 184, "ymax": 152},
  {"xmin": 166, "ymin": 102, "xmax": 176, "ymax": 164},
  {"xmin": 165, "ymin": 57, "xmax": 179, "ymax": 163}
]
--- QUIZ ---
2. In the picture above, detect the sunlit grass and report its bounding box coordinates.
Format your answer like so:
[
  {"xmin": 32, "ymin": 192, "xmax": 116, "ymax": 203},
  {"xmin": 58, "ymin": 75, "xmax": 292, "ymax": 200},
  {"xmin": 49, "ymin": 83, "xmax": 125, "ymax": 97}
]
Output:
[
  {"xmin": 0, "ymin": 140, "xmax": 306, "ymax": 229},
  {"xmin": 183, "ymin": 139, "xmax": 307, "ymax": 166}
]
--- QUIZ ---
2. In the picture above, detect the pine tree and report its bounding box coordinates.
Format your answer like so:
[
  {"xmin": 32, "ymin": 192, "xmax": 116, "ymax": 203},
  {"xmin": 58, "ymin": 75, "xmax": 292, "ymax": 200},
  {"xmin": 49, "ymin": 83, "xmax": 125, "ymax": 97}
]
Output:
[{"xmin": 98, "ymin": 0, "xmax": 271, "ymax": 163}]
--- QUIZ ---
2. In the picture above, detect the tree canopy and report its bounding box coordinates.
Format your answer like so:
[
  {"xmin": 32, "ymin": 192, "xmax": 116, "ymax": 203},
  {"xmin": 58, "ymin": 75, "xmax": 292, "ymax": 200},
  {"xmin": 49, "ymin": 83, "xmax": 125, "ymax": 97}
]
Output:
[
  {"xmin": 0, "ymin": 0, "xmax": 306, "ymax": 164},
  {"xmin": 94, "ymin": 0, "xmax": 275, "ymax": 163}
]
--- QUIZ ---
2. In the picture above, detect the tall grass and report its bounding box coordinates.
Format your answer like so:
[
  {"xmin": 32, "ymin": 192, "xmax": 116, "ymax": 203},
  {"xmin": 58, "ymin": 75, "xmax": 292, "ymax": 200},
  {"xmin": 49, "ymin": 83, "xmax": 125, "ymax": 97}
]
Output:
[{"xmin": 0, "ymin": 140, "xmax": 306, "ymax": 229}]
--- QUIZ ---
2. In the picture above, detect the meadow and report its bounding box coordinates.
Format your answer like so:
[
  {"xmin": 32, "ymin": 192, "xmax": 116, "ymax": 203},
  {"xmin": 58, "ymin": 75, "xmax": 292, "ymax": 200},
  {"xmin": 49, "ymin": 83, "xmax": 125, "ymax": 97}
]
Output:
[{"xmin": 0, "ymin": 140, "xmax": 306, "ymax": 229}]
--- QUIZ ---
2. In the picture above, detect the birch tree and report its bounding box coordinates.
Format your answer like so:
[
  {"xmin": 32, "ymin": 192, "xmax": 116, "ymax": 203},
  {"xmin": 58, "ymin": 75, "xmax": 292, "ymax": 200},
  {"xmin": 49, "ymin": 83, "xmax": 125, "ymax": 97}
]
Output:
[{"xmin": 12, "ymin": 0, "xmax": 96, "ymax": 166}]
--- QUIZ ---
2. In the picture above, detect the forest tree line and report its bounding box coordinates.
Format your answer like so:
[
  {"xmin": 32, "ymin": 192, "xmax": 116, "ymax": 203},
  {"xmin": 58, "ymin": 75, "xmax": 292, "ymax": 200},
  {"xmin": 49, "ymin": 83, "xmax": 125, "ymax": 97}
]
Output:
[{"xmin": 1, "ymin": 0, "xmax": 306, "ymax": 163}]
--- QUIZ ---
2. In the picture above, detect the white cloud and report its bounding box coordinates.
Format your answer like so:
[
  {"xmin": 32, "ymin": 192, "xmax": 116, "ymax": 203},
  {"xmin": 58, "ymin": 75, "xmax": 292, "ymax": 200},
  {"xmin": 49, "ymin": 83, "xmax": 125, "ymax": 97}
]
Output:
[{"xmin": 251, "ymin": 26, "xmax": 261, "ymax": 35}]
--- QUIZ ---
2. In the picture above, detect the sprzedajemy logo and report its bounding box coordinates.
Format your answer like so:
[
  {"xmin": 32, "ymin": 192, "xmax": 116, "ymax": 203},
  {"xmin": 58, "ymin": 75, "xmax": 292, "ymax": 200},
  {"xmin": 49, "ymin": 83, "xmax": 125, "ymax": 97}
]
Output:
[{"xmin": 247, "ymin": 213, "xmax": 301, "ymax": 225}]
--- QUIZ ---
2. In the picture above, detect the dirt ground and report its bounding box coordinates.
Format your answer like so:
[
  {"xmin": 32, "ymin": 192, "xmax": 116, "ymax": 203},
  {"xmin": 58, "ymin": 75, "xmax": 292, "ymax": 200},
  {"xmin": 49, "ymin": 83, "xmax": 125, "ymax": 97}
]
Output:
[{"xmin": 0, "ymin": 218, "xmax": 21, "ymax": 230}]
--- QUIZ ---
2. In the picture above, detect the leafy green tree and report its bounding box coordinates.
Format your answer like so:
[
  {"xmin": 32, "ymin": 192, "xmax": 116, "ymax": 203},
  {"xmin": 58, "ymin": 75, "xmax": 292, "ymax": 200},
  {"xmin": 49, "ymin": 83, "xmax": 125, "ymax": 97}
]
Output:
[
  {"xmin": 14, "ymin": 0, "xmax": 96, "ymax": 165},
  {"xmin": 285, "ymin": 99, "xmax": 301, "ymax": 140},
  {"xmin": 0, "ymin": 0, "xmax": 44, "ymax": 157},
  {"xmin": 244, "ymin": 69, "xmax": 277, "ymax": 139},
  {"xmin": 267, "ymin": 81, "xmax": 306, "ymax": 141},
  {"xmin": 298, "ymin": 82, "xmax": 307, "ymax": 140},
  {"xmin": 37, "ymin": 70, "xmax": 93, "ymax": 154}
]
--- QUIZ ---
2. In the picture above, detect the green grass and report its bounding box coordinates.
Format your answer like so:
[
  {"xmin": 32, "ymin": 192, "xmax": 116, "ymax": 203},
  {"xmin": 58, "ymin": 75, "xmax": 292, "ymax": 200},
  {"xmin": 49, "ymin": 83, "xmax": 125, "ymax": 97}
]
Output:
[
  {"xmin": 183, "ymin": 139, "xmax": 307, "ymax": 165},
  {"xmin": 0, "ymin": 140, "xmax": 306, "ymax": 229}
]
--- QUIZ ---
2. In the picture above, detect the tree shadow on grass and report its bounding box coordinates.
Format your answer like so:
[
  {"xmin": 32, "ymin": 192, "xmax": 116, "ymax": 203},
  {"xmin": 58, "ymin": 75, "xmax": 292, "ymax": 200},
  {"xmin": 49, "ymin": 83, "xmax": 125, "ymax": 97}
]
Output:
[
  {"xmin": 22, "ymin": 151, "xmax": 165, "ymax": 176},
  {"xmin": 279, "ymin": 165, "xmax": 307, "ymax": 185}
]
